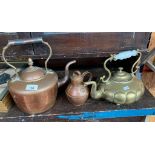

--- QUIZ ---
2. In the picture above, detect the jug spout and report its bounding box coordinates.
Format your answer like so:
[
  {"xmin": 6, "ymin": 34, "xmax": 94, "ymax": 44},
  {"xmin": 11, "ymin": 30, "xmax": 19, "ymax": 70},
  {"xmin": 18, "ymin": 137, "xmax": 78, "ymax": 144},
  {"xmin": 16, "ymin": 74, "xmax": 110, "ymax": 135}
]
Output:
[
  {"xmin": 84, "ymin": 81, "xmax": 103, "ymax": 99},
  {"xmin": 58, "ymin": 60, "xmax": 76, "ymax": 88}
]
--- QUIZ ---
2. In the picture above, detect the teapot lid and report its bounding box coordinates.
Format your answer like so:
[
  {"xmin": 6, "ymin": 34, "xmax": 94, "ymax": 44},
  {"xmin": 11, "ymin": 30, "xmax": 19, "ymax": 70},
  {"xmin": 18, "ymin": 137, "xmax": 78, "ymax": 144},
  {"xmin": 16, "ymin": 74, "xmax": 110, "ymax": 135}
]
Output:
[
  {"xmin": 19, "ymin": 58, "xmax": 45, "ymax": 81},
  {"xmin": 111, "ymin": 67, "xmax": 132, "ymax": 82}
]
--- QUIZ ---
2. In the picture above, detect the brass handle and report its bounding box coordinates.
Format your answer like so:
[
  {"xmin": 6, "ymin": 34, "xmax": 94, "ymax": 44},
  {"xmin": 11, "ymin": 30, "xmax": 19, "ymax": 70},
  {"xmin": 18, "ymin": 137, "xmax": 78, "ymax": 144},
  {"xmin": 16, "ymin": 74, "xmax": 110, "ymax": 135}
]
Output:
[
  {"xmin": 113, "ymin": 50, "xmax": 142, "ymax": 76},
  {"xmin": 100, "ymin": 56, "xmax": 113, "ymax": 83},
  {"xmin": 2, "ymin": 38, "xmax": 52, "ymax": 76},
  {"xmin": 100, "ymin": 50, "xmax": 142, "ymax": 82},
  {"xmin": 131, "ymin": 51, "xmax": 142, "ymax": 76}
]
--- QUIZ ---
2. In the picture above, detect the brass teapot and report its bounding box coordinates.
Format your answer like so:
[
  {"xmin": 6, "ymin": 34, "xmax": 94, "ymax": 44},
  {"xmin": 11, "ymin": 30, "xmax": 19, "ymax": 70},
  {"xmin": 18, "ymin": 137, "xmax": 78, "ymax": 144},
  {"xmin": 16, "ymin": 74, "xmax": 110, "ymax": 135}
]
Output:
[
  {"xmin": 2, "ymin": 38, "xmax": 76, "ymax": 114},
  {"xmin": 84, "ymin": 50, "xmax": 145, "ymax": 105}
]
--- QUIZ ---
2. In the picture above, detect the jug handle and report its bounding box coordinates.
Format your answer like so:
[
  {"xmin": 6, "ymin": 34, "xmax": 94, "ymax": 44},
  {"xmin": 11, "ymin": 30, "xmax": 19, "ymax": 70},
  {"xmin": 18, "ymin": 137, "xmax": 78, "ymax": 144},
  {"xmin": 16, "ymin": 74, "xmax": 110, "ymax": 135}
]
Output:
[
  {"xmin": 82, "ymin": 71, "xmax": 93, "ymax": 82},
  {"xmin": 2, "ymin": 38, "xmax": 52, "ymax": 77}
]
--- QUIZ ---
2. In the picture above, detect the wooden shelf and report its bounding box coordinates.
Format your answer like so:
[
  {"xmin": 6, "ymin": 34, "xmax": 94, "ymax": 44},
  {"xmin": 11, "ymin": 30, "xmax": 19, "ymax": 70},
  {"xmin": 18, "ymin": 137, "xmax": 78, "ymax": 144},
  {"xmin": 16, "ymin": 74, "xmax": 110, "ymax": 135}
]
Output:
[
  {"xmin": 0, "ymin": 32, "xmax": 154, "ymax": 122},
  {"xmin": 0, "ymin": 86, "xmax": 154, "ymax": 122},
  {"xmin": 0, "ymin": 67, "xmax": 154, "ymax": 122}
]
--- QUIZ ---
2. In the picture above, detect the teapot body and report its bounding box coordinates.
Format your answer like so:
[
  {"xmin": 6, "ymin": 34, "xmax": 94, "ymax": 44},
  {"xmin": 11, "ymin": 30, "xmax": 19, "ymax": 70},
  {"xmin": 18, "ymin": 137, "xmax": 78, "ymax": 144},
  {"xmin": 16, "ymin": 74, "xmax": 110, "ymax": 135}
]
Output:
[
  {"xmin": 84, "ymin": 50, "xmax": 145, "ymax": 105},
  {"xmin": 97, "ymin": 77, "xmax": 145, "ymax": 105}
]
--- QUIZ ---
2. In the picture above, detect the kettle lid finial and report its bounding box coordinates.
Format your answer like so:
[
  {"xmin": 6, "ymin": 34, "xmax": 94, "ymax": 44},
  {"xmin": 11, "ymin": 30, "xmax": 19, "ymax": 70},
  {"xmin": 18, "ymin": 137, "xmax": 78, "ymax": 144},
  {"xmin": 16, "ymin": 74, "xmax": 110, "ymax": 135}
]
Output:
[
  {"xmin": 28, "ymin": 58, "xmax": 33, "ymax": 67},
  {"xmin": 19, "ymin": 58, "xmax": 45, "ymax": 81}
]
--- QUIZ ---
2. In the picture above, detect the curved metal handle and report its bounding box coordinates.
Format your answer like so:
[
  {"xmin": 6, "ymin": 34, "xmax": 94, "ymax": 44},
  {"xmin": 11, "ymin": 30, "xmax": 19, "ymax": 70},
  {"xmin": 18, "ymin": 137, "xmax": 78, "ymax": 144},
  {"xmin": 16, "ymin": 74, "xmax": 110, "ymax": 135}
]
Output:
[
  {"xmin": 113, "ymin": 50, "xmax": 142, "ymax": 76},
  {"xmin": 2, "ymin": 38, "xmax": 52, "ymax": 76},
  {"xmin": 100, "ymin": 56, "xmax": 113, "ymax": 83},
  {"xmin": 131, "ymin": 51, "xmax": 142, "ymax": 76},
  {"xmin": 100, "ymin": 50, "xmax": 142, "ymax": 82}
]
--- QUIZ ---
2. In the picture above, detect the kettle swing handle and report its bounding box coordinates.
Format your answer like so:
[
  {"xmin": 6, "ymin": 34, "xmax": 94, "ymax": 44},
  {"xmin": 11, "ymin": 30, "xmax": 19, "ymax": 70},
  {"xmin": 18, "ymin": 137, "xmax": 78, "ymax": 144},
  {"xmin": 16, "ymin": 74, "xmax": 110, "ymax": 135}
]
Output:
[
  {"xmin": 2, "ymin": 38, "xmax": 52, "ymax": 77},
  {"xmin": 100, "ymin": 50, "xmax": 142, "ymax": 82}
]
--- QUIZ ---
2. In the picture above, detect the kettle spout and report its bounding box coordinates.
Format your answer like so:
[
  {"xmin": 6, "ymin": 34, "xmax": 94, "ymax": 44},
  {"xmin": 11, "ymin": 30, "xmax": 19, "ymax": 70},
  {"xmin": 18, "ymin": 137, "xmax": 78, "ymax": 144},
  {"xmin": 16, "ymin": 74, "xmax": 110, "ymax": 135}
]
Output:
[
  {"xmin": 84, "ymin": 81, "xmax": 103, "ymax": 99},
  {"xmin": 58, "ymin": 60, "xmax": 76, "ymax": 88}
]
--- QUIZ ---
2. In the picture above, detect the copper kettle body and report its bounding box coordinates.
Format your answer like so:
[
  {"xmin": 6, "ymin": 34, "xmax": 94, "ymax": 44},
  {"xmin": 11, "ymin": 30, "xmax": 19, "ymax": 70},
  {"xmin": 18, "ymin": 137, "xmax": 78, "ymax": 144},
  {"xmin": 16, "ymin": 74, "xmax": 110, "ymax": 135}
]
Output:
[
  {"xmin": 66, "ymin": 71, "xmax": 92, "ymax": 106},
  {"xmin": 2, "ymin": 38, "xmax": 76, "ymax": 114}
]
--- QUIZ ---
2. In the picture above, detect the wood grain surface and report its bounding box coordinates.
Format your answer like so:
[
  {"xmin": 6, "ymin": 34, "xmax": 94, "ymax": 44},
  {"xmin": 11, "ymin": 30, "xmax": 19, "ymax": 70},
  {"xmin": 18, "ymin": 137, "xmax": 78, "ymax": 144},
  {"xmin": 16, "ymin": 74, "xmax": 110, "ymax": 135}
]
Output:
[
  {"xmin": 32, "ymin": 32, "xmax": 150, "ymax": 59},
  {"xmin": 0, "ymin": 32, "xmax": 150, "ymax": 68},
  {"xmin": 143, "ymin": 32, "xmax": 155, "ymax": 122},
  {"xmin": 148, "ymin": 32, "xmax": 155, "ymax": 62},
  {"xmin": 142, "ymin": 72, "xmax": 155, "ymax": 96},
  {"xmin": 0, "ymin": 32, "xmax": 33, "ymax": 61}
]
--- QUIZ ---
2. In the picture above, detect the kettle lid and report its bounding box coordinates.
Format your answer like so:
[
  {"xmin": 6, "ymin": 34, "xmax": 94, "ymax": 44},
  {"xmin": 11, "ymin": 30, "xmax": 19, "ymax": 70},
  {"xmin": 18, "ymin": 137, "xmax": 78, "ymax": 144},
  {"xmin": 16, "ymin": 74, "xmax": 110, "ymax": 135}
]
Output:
[
  {"xmin": 111, "ymin": 67, "xmax": 132, "ymax": 82},
  {"xmin": 19, "ymin": 58, "xmax": 45, "ymax": 81}
]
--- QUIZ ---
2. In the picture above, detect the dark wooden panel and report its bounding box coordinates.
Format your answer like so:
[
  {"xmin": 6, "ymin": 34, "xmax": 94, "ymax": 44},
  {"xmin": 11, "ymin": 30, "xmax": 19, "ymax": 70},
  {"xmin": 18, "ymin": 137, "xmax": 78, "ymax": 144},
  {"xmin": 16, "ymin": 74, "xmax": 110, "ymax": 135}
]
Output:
[
  {"xmin": 0, "ymin": 32, "xmax": 151, "ymax": 63},
  {"xmin": 33, "ymin": 55, "xmax": 141, "ymax": 71},
  {"xmin": 31, "ymin": 32, "xmax": 151, "ymax": 59},
  {"xmin": 0, "ymin": 32, "xmax": 33, "ymax": 61},
  {"xmin": 0, "ymin": 32, "xmax": 151, "ymax": 68}
]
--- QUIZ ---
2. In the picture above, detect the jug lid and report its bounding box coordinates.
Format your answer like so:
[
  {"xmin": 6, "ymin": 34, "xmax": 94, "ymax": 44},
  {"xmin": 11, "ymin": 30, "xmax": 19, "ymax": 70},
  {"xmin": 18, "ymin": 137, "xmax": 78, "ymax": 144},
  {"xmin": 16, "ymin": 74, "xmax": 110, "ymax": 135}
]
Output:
[
  {"xmin": 111, "ymin": 67, "xmax": 132, "ymax": 82},
  {"xmin": 19, "ymin": 58, "xmax": 45, "ymax": 81},
  {"xmin": 71, "ymin": 71, "xmax": 83, "ymax": 83}
]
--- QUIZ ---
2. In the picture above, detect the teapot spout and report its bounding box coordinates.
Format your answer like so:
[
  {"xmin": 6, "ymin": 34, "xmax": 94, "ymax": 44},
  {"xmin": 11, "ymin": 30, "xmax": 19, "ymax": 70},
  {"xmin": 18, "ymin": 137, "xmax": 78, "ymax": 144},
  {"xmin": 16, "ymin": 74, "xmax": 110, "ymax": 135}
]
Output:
[
  {"xmin": 58, "ymin": 60, "xmax": 76, "ymax": 88},
  {"xmin": 84, "ymin": 81, "xmax": 103, "ymax": 99}
]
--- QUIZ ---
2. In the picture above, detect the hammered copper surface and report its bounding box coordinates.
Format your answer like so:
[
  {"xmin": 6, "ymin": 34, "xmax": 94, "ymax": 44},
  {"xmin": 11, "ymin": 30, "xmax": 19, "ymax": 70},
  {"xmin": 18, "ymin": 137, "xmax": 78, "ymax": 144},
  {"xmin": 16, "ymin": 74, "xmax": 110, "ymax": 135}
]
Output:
[
  {"xmin": 66, "ymin": 71, "xmax": 92, "ymax": 106},
  {"xmin": 9, "ymin": 73, "xmax": 58, "ymax": 114},
  {"xmin": 19, "ymin": 58, "xmax": 46, "ymax": 81}
]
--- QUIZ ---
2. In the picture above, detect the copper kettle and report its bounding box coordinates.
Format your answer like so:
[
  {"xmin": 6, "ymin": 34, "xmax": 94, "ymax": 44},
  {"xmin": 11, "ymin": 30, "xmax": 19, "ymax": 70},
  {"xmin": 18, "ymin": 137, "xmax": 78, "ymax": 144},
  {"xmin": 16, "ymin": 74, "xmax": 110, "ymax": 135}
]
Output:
[{"xmin": 2, "ymin": 38, "xmax": 76, "ymax": 114}]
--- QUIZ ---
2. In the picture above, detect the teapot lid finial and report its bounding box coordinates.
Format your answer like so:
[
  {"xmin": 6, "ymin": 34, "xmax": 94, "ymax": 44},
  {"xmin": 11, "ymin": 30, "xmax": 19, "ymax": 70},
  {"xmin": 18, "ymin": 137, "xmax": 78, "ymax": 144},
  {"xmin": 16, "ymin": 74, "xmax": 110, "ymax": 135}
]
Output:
[
  {"xmin": 118, "ymin": 67, "xmax": 123, "ymax": 72},
  {"xmin": 111, "ymin": 67, "xmax": 132, "ymax": 82}
]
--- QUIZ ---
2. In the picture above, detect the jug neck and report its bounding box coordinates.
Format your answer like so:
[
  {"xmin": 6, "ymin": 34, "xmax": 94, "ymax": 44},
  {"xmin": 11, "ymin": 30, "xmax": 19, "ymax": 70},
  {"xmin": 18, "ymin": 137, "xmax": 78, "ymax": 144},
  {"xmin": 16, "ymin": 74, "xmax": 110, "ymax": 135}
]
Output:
[
  {"xmin": 71, "ymin": 78, "xmax": 83, "ymax": 85},
  {"xmin": 70, "ymin": 71, "xmax": 83, "ymax": 85}
]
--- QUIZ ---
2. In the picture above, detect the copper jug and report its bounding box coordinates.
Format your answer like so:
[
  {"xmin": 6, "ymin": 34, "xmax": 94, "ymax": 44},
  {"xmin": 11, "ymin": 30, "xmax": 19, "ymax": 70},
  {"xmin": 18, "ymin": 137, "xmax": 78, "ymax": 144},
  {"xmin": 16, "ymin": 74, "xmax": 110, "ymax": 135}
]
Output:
[
  {"xmin": 66, "ymin": 71, "xmax": 92, "ymax": 106},
  {"xmin": 2, "ymin": 38, "xmax": 76, "ymax": 114}
]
